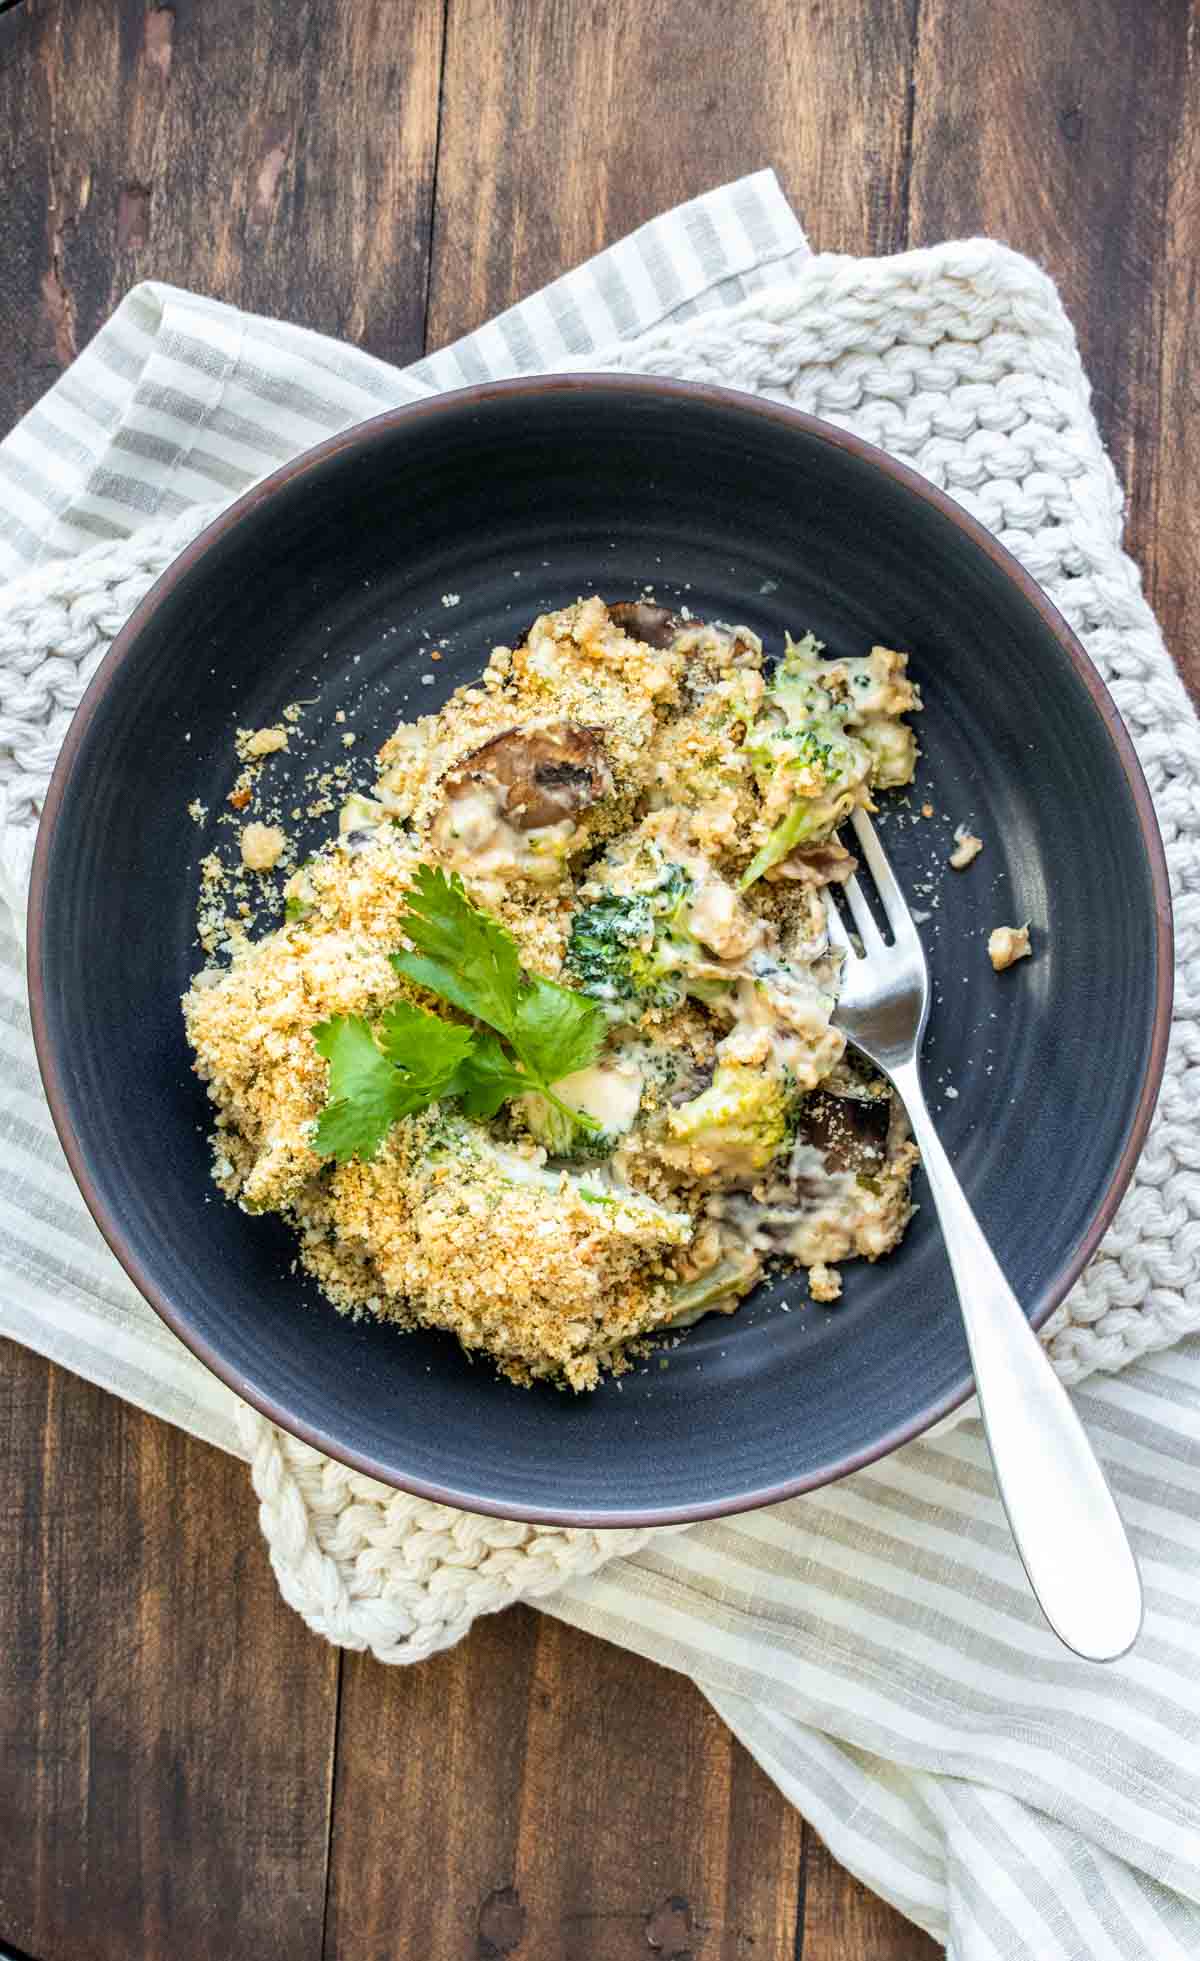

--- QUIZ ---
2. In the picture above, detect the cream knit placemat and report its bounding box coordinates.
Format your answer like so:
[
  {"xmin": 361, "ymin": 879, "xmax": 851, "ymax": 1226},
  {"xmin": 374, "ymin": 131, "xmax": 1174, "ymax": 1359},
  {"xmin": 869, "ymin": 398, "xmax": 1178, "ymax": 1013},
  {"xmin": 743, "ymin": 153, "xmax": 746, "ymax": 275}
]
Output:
[{"xmin": 3, "ymin": 240, "xmax": 1198, "ymax": 1667}]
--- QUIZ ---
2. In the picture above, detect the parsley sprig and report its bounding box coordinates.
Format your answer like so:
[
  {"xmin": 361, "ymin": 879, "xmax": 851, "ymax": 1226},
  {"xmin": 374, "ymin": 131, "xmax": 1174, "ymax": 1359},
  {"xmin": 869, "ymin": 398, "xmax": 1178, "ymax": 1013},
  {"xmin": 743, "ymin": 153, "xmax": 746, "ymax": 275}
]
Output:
[
  {"xmin": 312, "ymin": 865, "xmax": 605, "ymax": 1164},
  {"xmin": 312, "ymin": 1000, "xmax": 475, "ymax": 1164}
]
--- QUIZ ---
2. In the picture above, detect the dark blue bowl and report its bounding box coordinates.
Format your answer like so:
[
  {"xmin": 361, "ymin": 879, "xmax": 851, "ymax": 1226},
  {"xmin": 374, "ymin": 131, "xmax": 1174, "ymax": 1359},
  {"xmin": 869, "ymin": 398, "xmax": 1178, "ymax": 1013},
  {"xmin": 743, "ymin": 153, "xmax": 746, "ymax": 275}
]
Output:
[{"xmin": 28, "ymin": 378, "xmax": 1172, "ymax": 1524}]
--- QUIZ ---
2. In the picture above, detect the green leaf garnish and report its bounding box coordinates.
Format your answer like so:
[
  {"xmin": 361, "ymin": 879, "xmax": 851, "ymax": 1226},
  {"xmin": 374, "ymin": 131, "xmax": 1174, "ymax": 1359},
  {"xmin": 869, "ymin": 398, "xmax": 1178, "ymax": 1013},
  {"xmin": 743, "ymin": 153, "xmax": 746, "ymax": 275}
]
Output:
[
  {"xmin": 312, "ymin": 999, "xmax": 475, "ymax": 1163},
  {"xmin": 449, "ymin": 1030, "xmax": 533, "ymax": 1119},
  {"xmin": 511, "ymin": 972, "xmax": 608, "ymax": 1085},
  {"xmin": 391, "ymin": 866, "xmax": 605, "ymax": 1110},
  {"xmin": 390, "ymin": 863, "xmax": 522, "ymax": 1034},
  {"xmin": 312, "ymin": 866, "xmax": 606, "ymax": 1162}
]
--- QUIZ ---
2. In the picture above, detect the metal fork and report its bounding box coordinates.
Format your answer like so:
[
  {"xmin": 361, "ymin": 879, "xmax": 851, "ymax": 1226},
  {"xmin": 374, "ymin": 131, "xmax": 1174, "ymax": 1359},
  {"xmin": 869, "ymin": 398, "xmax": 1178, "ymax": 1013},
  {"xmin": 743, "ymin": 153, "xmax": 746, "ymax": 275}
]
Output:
[{"xmin": 824, "ymin": 808, "xmax": 1143, "ymax": 1662}]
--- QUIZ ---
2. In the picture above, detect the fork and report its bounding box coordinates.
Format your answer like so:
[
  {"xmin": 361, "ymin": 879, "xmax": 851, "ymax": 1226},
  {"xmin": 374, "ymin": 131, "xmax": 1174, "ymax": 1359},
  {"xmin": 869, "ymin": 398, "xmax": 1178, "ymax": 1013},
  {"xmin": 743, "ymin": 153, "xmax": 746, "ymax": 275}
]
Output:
[{"xmin": 824, "ymin": 808, "xmax": 1143, "ymax": 1662}]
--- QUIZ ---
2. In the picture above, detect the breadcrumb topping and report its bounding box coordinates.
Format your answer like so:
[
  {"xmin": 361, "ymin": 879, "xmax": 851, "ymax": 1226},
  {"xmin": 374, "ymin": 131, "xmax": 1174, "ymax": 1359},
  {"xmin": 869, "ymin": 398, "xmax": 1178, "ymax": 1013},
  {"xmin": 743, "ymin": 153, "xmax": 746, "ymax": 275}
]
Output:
[
  {"xmin": 238, "ymin": 725, "xmax": 289, "ymax": 760},
  {"xmin": 808, "ymin": 1262, "xmax": 842, "ymax": 1303}
]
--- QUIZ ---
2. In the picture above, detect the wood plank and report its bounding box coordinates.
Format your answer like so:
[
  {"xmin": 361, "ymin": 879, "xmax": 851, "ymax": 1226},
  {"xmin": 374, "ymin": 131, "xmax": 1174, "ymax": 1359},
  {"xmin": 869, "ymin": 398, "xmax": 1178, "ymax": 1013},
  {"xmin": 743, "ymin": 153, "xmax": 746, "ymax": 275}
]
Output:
[
  {"xmin": 907, "ymin": 0, "xmax": 1191, "ymax": 690},
  {"xmin": 0, "ymin": 0, "xmax": 55, "ymax": 423},
  {"xmin": 1139, "ymin": 0, "xmax": 1200, "ymax": 702},
  {"xmin": 426, "ymin": 0, "xmax": 918, "ymax": 349},
  {"xmin": 324, "ymin": 1607, "xmax": 804, "ymax": 1961},
  {"xmin": 800, "ymin": 1832, "xmax": 941, "ymax": 1960},
  {"xmin": 0, "ymin": 1339, "xmax": 339, "ymax": 1961},
  {"xmin": 0, "ymin": 0, "xmax": 445, "ymax": 432}
]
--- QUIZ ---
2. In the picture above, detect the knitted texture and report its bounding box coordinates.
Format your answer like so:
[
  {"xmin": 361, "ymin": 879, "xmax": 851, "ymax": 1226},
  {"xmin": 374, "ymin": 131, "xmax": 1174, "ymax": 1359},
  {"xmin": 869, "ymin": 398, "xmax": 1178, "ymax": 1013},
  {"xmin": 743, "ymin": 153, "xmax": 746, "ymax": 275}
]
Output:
[{"xmin": 4, "ymin": 240, "xmax": 1198, "ymax": 1663}]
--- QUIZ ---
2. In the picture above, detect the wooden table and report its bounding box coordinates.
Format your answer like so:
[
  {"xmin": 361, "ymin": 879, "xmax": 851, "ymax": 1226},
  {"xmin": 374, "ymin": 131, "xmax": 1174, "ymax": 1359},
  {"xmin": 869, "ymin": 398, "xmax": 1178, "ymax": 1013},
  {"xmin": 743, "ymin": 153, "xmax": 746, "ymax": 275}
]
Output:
[{"xmin": 1, "ymin": 1, "xmax": 1195, "ymax": 1955}]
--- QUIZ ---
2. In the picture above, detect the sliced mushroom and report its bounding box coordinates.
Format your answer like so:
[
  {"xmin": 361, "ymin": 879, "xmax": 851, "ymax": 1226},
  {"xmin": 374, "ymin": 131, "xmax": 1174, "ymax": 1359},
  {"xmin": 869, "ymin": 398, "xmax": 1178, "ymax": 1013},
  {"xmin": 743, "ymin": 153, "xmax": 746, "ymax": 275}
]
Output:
[
  {"xmin": 794, "ymin": 1089, "xmax": 891, "ymax": 1174},
  {"xmin": 607, "ymin": 601, "xmax": 687, "ymax": 649},
  {"xmin": 509, "ymin": 600, "xmax": 693, "ymax": 652},
  {"xmin": 774, "ymin": 839, "xmax": 858, "ymax": 887},
  {"xmin": 445, "ymin": 723, "xmax": 613, "ymax": 830}
]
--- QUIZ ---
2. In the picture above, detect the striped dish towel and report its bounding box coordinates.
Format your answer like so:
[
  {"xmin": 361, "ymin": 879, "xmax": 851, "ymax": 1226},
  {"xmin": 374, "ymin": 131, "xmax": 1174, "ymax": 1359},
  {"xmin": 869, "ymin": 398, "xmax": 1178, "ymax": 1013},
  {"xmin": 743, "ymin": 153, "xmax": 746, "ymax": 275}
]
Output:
[{"xmin": 3, "ymin": 173, "xmax": 1199, "ymax": 1959}]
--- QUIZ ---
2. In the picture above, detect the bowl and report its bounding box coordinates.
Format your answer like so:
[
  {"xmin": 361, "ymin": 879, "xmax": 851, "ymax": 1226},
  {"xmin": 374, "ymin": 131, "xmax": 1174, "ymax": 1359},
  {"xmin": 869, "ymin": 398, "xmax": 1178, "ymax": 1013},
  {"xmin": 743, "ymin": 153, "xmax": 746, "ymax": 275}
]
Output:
[{"xmin": 28, "ymin": 377, "xmax": 1172, "ymax": 1525}]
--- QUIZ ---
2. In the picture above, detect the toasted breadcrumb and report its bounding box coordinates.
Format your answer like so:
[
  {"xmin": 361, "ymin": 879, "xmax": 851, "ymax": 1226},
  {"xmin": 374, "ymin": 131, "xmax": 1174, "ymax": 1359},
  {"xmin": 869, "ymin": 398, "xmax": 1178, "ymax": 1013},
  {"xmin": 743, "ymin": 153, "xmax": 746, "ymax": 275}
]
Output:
[
  {"xmin": 808, "ymin": 1263, "xmax": 842, "ymax": 1303},
  {"xmin": 949, "ymin": 826, "xmax": 983, "ymax": 870},
  {"xmin": 240, "ymin": 822, "xmax": 287, "ymax": 871},
  {"xmin": 238, "ymin": 725, "xmax": 289, "ymax": 761},
  {"xmin": 988, "ymin": 923, "xmax": 1031, "ymax": 970}
]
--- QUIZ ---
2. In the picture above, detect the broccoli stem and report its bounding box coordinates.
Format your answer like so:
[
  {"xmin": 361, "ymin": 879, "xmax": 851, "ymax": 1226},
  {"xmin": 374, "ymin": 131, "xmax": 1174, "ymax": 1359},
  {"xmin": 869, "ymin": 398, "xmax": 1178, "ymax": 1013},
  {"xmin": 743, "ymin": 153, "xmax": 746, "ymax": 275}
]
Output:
[
  {"xmin": 664, "ymin": 1256, "xmax": 758, "ymax": 1326},
  {"xmin": 538, "ymin": 1083, "xmax": 601, "ymax": 1133},
  {"xmin": 740, "ymin": 797, "xmax": 830, "ymax": 889}
]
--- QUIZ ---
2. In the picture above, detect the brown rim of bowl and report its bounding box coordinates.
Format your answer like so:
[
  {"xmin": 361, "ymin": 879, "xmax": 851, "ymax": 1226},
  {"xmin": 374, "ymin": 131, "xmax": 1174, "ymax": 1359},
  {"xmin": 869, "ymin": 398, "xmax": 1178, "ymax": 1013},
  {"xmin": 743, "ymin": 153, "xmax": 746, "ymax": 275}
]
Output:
[{"xmin": 26, "ymin": 373, "xmax": 1175, "ymax": 1528}]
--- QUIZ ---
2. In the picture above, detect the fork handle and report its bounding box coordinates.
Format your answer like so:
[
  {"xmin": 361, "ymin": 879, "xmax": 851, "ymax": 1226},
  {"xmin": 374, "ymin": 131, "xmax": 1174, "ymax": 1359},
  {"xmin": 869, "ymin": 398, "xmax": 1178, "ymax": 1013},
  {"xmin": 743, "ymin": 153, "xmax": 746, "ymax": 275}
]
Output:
[{"xmin": 889, "ymin": 1057, "xmax": 1143, "ymax": 1662}]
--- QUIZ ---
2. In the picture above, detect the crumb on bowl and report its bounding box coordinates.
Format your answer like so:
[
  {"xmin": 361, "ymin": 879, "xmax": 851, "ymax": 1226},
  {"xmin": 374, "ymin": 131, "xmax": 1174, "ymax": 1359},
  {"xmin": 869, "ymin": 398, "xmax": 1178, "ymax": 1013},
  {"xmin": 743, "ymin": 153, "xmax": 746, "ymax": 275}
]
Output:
[
  {"xmin": 988, "ymin": 923, "xmax": 1031, "ymax": 971},
  {"xmin": 237, "ymin": 725, "xmax": 289, "ymax": 761},
  {"xmin": 949, "ymin": 825, "xmax": 983, "ymax": 870},
  {"xmin": 240, "ymin": 822, "xmax": 287, "ymax": 871}
]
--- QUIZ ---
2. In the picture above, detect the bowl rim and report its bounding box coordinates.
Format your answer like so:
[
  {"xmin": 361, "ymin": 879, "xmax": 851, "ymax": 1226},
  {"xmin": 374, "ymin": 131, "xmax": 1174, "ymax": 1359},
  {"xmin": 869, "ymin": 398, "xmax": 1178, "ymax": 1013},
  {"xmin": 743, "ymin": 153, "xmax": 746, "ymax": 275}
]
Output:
[{"xmin": 26, "ymin": 372, "xmax": 1175, "ymax": 1527}]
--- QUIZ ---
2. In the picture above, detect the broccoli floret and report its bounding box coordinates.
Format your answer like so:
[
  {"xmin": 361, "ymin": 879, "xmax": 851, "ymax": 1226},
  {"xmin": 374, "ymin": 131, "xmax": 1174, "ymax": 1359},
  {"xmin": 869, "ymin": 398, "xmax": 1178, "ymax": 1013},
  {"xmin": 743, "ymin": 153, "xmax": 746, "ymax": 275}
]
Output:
[
  {"xmin": 666, "ymin": 1060, "xmax": 796, "ymax": 1175},
  {"xmin": 565, "ymin": 863, "xmax": 711, "ymax": 1015},
  {"xmin": 753, "ymin": 638, "xmax": 870, "ymax": 788},
  {"xmin": 563, "ymin": 892, "xmax": 664, "ymax": 1005},
  {"xmin": 739, "ymin": 790, "xmax": 858, "ymax": 889},
  {"xmin": 739, "ymin": 634, "xmax": 881, "ymax": 889}
]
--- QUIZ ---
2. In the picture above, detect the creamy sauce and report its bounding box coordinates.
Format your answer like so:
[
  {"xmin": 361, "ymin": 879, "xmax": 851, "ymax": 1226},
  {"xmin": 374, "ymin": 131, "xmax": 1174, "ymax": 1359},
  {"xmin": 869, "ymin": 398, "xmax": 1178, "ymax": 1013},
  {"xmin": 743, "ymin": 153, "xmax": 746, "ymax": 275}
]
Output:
[
  {"xmin": 430, "ymin": 781, "xmax": 574, "ymax": 882},
  {"xmin": 688, "ymin": 877, "xmax": 762, "ymax": 960},
  {"xmin": 719, "ymin": 969, "xmax": 844, "ymax": 1090},
  {"xmin": 553, "ymin": 1057, "xmax": 643, "ymax": 1135}
]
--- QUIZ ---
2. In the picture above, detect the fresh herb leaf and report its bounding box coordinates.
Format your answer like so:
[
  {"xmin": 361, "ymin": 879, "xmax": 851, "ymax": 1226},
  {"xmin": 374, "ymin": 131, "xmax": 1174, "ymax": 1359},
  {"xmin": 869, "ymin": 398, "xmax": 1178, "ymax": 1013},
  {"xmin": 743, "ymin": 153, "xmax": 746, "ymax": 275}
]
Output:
[
  {"xmin": 312, "ymin": 1002, "xmax": 474, "ymax": 1163},
  {"xmin": 391, "ymin": 864, "xmax": 604, "ymax": 1111},
  {"xmin": 374, "ymin": 998, "xmax": 477, "ymax": 1081},
  {"xmin": 449, "ymin": 1031, "xmax": 533, "ymax": 1119},
  {"xmin": 312, "ymin": 1017, "xmax": 413, "ymax": 1164},
  {"xmin": 314, "ymin": 867, "xmax": 606, "ymax": 1162},
  {"xmin": 390, "ymin": 864, "xmax": 521, "ymax": 1035},
  {"xmin": 512, "ymin": 973, "xmax": 606, "ymax": 1086}
]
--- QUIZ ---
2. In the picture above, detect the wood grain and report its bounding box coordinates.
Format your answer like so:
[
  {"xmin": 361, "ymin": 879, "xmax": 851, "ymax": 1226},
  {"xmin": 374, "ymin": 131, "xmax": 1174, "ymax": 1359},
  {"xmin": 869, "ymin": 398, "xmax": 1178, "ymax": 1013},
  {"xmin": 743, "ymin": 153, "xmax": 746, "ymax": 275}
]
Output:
[
  {"xmin": 1139, "ymin": 0, "xmax": 1200, "ymax": 700},
  {"xmin": 0, "ymin": 0, "xmax": 444, "ymax": 431},
  {"xmin": 326, "ymin": 1609, "xmax": 805, "ymax": 1961},
  {"xmin": 426, "ymin": 0, "xmax": 917, "ymax": 349},
  {"xmin": 0, "ymin": 1340, "xmax": 338, "ymax": 1961},
  {"xmin": 801, "ymin": 1835, "xmax": 940, "ymax": 1960},
  {"xmin": 908, "ymin": 0, "xmax": 1198, "ymax": 699}
]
